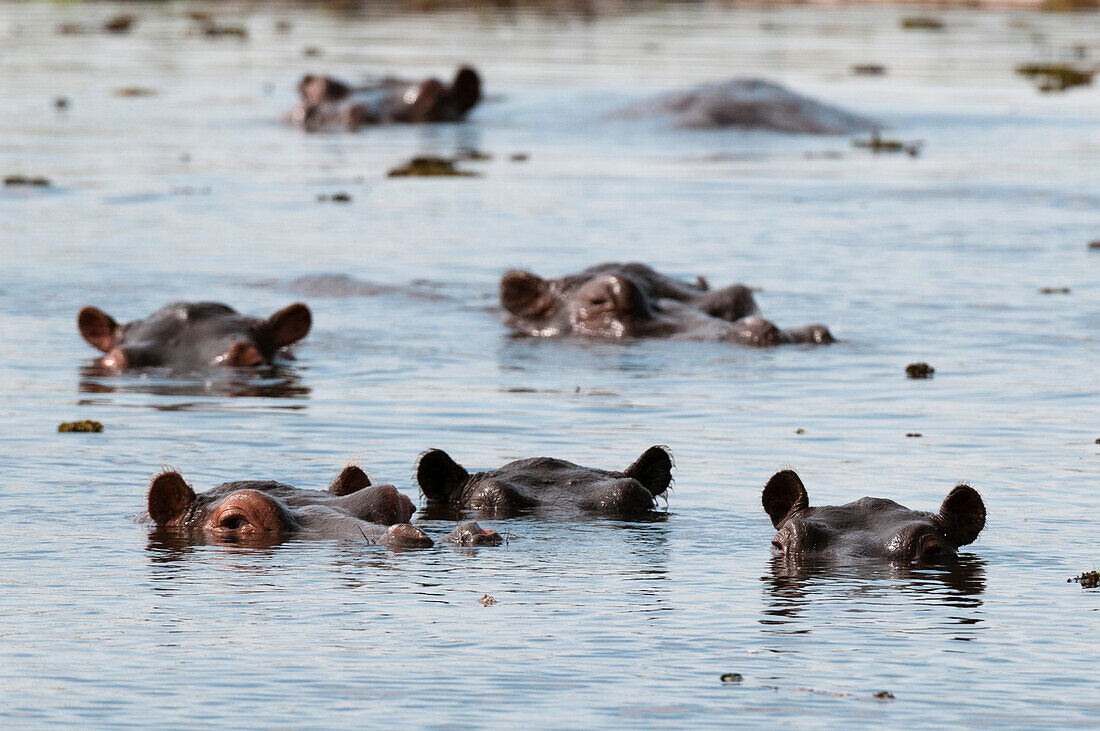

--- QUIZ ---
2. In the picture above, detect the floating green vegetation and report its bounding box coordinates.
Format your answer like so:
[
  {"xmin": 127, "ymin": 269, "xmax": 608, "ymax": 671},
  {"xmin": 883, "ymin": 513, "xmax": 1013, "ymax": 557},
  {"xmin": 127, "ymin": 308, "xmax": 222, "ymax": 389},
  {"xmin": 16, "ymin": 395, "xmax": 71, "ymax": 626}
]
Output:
[
  {"xmin": 58, "ymin": 421, "xmax": 104, "ymax": 433},
  {"xmin": 901, "ymin": 17, "xmax": 944, "ymax": 31},
  {"xmin": 114, "ymin": 87, "xmax": 157, "ymax": 97},
  {"xmin": 906, "ymin": 362, "xmax": 935, "ymax": 379},
  {"xmin": 102, "ymin": 14, "xmax": 136, "ymax": 34},
  {"xmin": 4, "ymin": 175, "xmax": 50, "ymax": 187},
  {"xmin": 1016, "ymin": 63, "xmax": 1095, "ymax": 93},
  {"xmin": 317, "ymin": 192, "xmax": 352, "ymax": 203},
  {"xmin": 874, "ymin": 691, "xmax": 896, "ymax": 700},
  {"xmin": 720, "ymin": 673, "xmax": 743, "ymax": 683},
  {"xmin": 1039, "ymin": 287, "xmax": 1070, "ymax": 294},
  {"xmin": 853, "ymin": 133, "xmax": 921, "ymax": 157},
  {"xmin": 851, "ymin": 64, "xmax": 887, "ymax": 76},
  {"xmin": 387, "ymin": 156, "xmax": 478, "ymax": 178},
  {"xmin": 1069, "ymin": 570, "xmax": 1099, "ymax": 588}
]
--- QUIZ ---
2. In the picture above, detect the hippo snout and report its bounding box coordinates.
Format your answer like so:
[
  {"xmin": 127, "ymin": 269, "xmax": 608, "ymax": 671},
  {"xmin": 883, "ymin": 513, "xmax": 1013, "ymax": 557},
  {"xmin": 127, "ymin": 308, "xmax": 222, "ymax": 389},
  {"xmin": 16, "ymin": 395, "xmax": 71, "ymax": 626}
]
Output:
[
  {"xmin": 382, "ymin": 524, "xmax": 434, "ymax": 549},
  {"xmin": 446, "ymin": 521, "xmax": 503, "ymax": 546}
]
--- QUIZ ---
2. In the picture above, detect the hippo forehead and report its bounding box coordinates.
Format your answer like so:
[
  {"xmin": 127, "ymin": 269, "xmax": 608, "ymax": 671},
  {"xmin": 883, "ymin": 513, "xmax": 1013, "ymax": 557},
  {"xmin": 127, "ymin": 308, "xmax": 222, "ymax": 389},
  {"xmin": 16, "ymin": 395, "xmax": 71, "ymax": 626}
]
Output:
[
  {"xmin": 777, "ymin": 498, "xmax": 948, "ymax": 557},
  {"xmin": 120, "ymin": 302, "xmax": 259, "ymax": 342},
  {"xmin": 472, "ymin": 457, "xmax": 631, "ymax": 493}
]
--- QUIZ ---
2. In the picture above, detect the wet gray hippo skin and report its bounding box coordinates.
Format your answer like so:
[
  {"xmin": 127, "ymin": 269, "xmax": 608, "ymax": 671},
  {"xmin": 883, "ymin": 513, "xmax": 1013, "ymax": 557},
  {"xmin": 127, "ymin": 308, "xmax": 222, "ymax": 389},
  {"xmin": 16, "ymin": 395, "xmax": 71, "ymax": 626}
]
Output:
[
  {"xmin": 500, "ymin": 262, "xmax": 832, "ymax": 346},
  {"xmin": 443, "ymin": 521, "xmax": 505, "ymax": 546},
  {"xmin": 78, "ymin": 301, "xmax": 311, "ymax": 371},
  {"xmin": 289, "ymin": 66, "xmax": 481, "ymax": 131},
  {"xmin": 763, "ymin": 470, "xmax": 986, "ymax": 563},
  {"xmin": 617, "ymin": 78, "xmax": 878, "ymax": 134},
  {"xmin": 147, "ymin": 465, "xmax": 440, "ymax": 548},
  {"xmin": 417, "ymin": 446, "xmax": 674, "ymax": 517}
]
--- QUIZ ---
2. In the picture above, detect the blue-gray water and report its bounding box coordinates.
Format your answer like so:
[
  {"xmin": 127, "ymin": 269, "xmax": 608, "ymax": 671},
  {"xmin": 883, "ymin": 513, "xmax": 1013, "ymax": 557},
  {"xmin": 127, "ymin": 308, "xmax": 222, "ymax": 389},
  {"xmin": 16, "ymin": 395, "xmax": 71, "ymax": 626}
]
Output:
[{"xmin": 1, "ymin": 1, "xmax": 1098, "ymax": 727}]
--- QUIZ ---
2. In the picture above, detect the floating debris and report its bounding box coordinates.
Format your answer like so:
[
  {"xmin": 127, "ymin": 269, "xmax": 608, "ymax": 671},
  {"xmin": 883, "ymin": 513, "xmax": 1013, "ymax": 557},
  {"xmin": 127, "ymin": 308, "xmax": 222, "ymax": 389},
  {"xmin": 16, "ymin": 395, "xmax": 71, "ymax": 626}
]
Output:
[
  {"xmin": 54, "ymin": 97, "xmax": 69, "ymax": 110},
  {"xmin": 58, "ymin": 421, "xmax": 103, "ymax": 433},
  {"xmin": 275, "ymin": 20, "xmax": 293, "ymax": 34},
  {"xmin": 510, "ymin": 152, "xmax": 530, "ymax": 162},
  {"xmin": 317, "ymin": 192, "xmax": 352, "ymax": 203},
  {"xmin": 1016, "ymin": 63, "xmax": 1095, "ymax": 92},
  {"xmin": 906, "ymin": 362, "xmax": 935, "ymax": 379},
  {"xmin": 457, "ymin": 149, "xmax": 492, "ymax": 161},
  {"xmin": 302, "ymin": 46, "xmax": 322, "ymax": 58},
  {"xmin": 851, "ymin": 64, "xmax": 887, "ymax": 76},
  {"xmin": 479, "ymin": 593, "xmax": 497, "ymax": 606},
  {"xmin": 1069, "ymin": 570, "xmax": 1099, "ymax": 588},
  {"xmin": 906, "ymin": 433, "xmax": 923, "ymax": 438},
  {"xmin": 853, "ymin": 133, "xmax": 921, "ymax": 157},
  {"xmin": 388, "ymin": 156, "xmax": 477, "ymax": 178},
  {"xmin": 194, "ymin": 20, "xmax": 248, "ymax": 39},
  {"xmin": 1088, "ymin": 240, "xmax": 1100, "ymax": 250},
  {"xmin": 720, "ymin": 673, "xmax": 743, "ymax": 683},
  {"xmin": 1039, "ymin": 287, "xmax": 1070, "ymax": 295},
  {"xmin": 102, "ymin": 14, "xmax": 137, "ymax": 34},
  {"xmin": 114, "ymin": 87, "xmax": 157, "ymax": 98},
  {"xmin": 874, "ymin": 691, "xmax": 896, "ymax": 700},
  {"xmin": 901, "ymin": 17, "xmax": 945, "ymax": 31},
  {"xmin": 795, "ymin": 428, "xmax": 805, "ymax": 434},
  {"xmin": 4, "ymin": 175, "xmax": 50, "ymax": 187}
]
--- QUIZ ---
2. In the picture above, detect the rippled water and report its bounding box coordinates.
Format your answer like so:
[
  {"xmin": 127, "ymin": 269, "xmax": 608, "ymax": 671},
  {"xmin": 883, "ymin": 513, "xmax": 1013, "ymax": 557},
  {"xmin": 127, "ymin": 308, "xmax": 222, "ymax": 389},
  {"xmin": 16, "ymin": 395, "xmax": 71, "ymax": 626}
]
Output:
[{"xmin": 2, "ymin": 1, "xmax": 1098, "ymax": 726}]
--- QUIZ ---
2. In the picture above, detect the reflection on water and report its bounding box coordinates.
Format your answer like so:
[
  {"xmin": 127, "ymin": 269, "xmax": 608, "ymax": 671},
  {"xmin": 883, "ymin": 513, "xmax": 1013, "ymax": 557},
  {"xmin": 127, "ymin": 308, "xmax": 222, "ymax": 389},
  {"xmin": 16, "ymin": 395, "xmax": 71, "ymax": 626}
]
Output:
[{"xmin": 77, "ymin": 362, "xmax": 311, "ymax": 402}]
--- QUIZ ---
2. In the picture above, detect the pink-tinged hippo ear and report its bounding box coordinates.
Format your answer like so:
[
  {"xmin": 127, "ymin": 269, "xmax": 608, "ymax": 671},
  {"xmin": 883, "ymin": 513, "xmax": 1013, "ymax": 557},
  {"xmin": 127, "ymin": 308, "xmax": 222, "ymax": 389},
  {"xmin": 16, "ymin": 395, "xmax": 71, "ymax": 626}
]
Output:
[
  {"xmin": 148, "ymin": 471, "xmax": 196, "ymax": 527},
  {"xmin": 763, "ymin": 470, "xmax": 810, "ymax": 528},
  {"xmin": 416, "ymin": 449, "xmax": 470, "ymax": 501},
  {"xmin": 78, "ymin": 306, "xmax": 118, "ymax": 352},
  {"xmin": 452, "ymin": 66, "xmax": 481, "ymax": 115},
  {"xmin": 268, "ymin": 303, "xmax": 311, "ymax": 348},
  {"xmin": 939, "ymin": 484, "xmax": 986, "ymax": 547},
  {"xmin": 624, "ymin": 445, "xmax": 674, "ymax": 497},
  {"xmin": 329, "ymin": 465, "xmax": 371, "ymax": 496},
  {"xmin": 500, "ymin": 270, "xmax": 548, "ymax": 318}
]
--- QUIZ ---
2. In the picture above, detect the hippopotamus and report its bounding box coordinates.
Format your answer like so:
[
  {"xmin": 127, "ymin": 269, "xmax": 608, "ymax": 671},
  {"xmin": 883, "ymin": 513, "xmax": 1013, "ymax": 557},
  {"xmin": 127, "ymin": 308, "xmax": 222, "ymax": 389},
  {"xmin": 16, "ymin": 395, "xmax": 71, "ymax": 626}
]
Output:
[
  {"xmin": 500, "ymin": 262, "xmax": 833, "ymax": 346},
  {"xmin": 78, "ymin": 301, "xmax": 311, "ymax": 371},
  {"xmin": 616, "ymin": 78, "xmax": 878, "ymax": 134},
  {"xmin": 762, "ymin": 470, "xmax": 986, "ymax": 563},
  {"xmin": 416, "ymin": 446, "xmax": 673, "ymax": 517},
  {"xmin": 147, "ymin": 465, "xmax": 498, "ymax": 548},
  {"xmin": 289, "ymin": 66, "xmax": 481, "ymax": 132}
]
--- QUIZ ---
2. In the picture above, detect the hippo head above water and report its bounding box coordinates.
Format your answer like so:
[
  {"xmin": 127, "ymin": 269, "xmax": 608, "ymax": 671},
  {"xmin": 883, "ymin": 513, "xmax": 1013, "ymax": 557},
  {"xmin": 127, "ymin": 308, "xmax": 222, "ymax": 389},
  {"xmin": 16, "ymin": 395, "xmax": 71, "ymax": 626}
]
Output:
[
  {"xmin": 146, "ymin": 464, "xmax": 444, "ymax": 548},
  {"xmin": 78, "ymin": 301, "xmax": 311, "ymax": 371},
  {"xmin": 292, "ymin": 66, "xmax": 481, "ymax": 131},
  {"xmin": 500, "ymin": 263, "xmax": 833, "ymax": 346},
  {"xmin": 763, "ymin": 470, "xmax": 986, "ymax": 563},
  {"xmin": 416, "ymin": 446, "xmax": 674, "ymax": 517}
]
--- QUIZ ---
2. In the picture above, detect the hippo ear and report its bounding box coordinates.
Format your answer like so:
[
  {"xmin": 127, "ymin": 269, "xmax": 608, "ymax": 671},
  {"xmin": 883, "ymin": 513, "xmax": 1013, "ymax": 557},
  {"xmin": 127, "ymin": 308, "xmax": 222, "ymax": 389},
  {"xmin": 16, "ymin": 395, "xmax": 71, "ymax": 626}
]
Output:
[
  {"xmin": 416, "ymin": 449, "xmax": 469, "ymax": 501},
  {"xmin": 148, "ymin": 471, "xmax": 196, "ymax": 526},
  {"xmin": 329, "ymin": 465, "xmax": 371, "ymax": 496},
  {"xmin": 268, "ymin": 303, "xmax": 311, "ymax": 348},
  {"xmin": 624, "ymin": 445, "xmax": 673, "ymax": 497},
  {"xmin": 762, "ymin": 470, "xmax": 809, "ymax": 528},
  {"xmin": 500, "ymin": 270, "xmax": 548, "ymax": 318},
  {"xmin": 939, "ymin": 484, "xmax": 986, "ymax": 547},
  {"xmin": 451, "ymin": 66, "xmax": 481, "ymax": 115},
  {"xmin": 78, "ymin": 306, "xmax": 118, "ymax": 352}
]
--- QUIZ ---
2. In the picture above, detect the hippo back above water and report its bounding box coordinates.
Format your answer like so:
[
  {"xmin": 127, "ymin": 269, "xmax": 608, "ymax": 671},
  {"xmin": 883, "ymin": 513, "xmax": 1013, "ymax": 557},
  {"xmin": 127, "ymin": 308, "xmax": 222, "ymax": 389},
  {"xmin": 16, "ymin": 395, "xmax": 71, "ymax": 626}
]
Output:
[
  {"xmin": 763, "ymin": 470, "xmax": 986, "ymax": 563},
  {"xmin": 500, "ymin": 262, "xmax": 833, "ymax": 346},
  {"xmin": 617, "ymin": 78, "xmax": 878, "ymax": 134},
  {"xmin": 289, "ymin": 66, "xmax": 481, "ymax": 132},
  {"xmin": 78, "ymin": 301, "xmax": 311, "ymax": 371},
  {"xmin": 417, "ymin": 446, "xmax": 674, "ymax": 518}
]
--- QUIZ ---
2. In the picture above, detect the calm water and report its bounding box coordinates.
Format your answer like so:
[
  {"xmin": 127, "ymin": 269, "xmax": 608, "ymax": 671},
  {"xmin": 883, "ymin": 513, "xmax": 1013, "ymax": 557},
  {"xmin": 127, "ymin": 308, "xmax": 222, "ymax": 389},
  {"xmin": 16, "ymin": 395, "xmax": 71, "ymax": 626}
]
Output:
[{"xmin": 2, "ymin": 1, "xmax": 1098, "ymax": 727}]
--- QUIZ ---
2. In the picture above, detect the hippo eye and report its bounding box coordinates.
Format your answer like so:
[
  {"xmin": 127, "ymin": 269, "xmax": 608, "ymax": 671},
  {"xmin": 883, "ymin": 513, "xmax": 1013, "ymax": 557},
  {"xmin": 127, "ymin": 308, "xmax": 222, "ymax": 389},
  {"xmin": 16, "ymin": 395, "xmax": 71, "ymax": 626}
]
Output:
[{"xmin": 218, "ymin": 513, "xmax": 250, "ymax": 531}]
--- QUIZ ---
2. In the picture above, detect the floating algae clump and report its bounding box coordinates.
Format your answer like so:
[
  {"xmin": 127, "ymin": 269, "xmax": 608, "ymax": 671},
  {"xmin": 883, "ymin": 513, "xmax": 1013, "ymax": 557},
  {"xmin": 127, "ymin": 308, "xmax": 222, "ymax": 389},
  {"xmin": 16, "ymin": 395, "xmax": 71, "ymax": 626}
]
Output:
[
  {"xmin": 58, "ymin": 421, "xmax": 104, "ymax": 433},
  {"xmin": 853, "ymin": 133, "xmax": 921, "ymax": 157},
  {"xmin": 1069, "ymin": 570, "xmax": 1099, "ymax": 588},
  {"xmin": 901, "ymin": 17, "xmax": 944, "ymax": 31},
  {"xmin": 906, "ymin": 362, "xmax": 935, "ymax": 379},
  {"xmin": 1016, "ymin": 63, "xmax": 1094, "ymax": 93},
  {"xmin": 387, "ymin": 156, "xmax": 477, "ymax": 178},
  {"xmin": 4, "ymin": 175, "xmax": 50, "ymax": 187}
]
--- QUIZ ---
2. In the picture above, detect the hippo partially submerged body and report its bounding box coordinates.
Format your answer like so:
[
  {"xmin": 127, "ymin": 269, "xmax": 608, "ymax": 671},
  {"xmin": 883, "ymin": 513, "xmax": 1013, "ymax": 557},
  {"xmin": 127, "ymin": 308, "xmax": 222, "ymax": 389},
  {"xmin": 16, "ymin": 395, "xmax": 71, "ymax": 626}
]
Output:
[
  {"xmin": 147, "ymin": 465, "xmax": 498, "ymax": 548},
  {"xmin": 78, "ymin": 301, "xmax": 311, "ymax": 371},
  {"xmin": 289, "ymin": 66, "xmax": 481, "ymax": 132},
  {"xmin": 762, "ymin": 470, "xmax": 986, "ymax": 563},
  {"xmin": 500, "ymin": 262, "xmax": 832, "ymax": 346},
  {"xmin": 617, "ymin": 78, "xmax": 878, "ymax": 134},
  {"xmin": 417, "ymin": 446, "xmax": 673, "ymax": 518}
]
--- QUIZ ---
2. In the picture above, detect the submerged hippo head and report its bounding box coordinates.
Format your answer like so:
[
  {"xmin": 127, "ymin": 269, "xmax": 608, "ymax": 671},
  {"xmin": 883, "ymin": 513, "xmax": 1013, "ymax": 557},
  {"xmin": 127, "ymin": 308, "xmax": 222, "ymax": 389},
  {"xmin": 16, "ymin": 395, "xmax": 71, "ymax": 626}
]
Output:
[
  {"xmin": 416, "ymin": 446, "xmax": 674, "ymax": 517},
  {"xmin": 147, "ymin": 465, "xmax": 431, "ymax": 548},
  {"xmin": 398, "ymin": 66, "xmax": 481, "ymax": 122},
  {"xmin": 763, "ymin": 470, "xmax": 986, "ymax": 563},
  {"xmin": 443, "ymin": 521, "xmax": 504, "ymax": 546},
  {"xmin": 78, "ymin": 301, "xmax": 311, "ymax": 371}
]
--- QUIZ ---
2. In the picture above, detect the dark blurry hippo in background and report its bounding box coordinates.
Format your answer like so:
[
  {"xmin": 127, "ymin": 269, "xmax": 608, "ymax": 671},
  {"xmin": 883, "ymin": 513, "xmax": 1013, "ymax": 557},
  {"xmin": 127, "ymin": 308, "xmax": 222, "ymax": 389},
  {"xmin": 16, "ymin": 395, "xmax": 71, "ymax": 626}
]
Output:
[
  {"xmin": 289, "ymin": 66, "xmax": 481, "ymax": 131},
  {"xmin": 417, "ymin": 446, "xmax": 673, "ymax": 517},
  {"xmin": 78, "ymin": 301, "xmax": 311, "ymax": 371},
  {"xmin": 763, "ymin": 470, "xmax": 986, "ymax": 563},
  {"xmin": 500, "ymin": 262, "xmax": 833, "ymax": 346},
  {"xmin": 146, "ymin": 465, "xmax": 445, "ymax": 548},
  {"xmin": 617, "ymin": 78, "xmax": 878, "ymax": 134}
]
